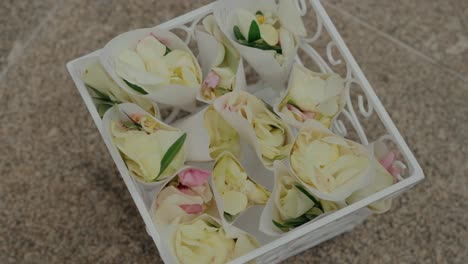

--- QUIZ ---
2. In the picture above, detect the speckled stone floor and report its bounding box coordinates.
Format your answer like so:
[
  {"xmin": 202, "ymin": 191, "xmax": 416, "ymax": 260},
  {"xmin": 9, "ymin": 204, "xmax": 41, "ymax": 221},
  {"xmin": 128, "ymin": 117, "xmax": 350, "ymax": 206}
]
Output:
[{"xmin": 1, "ymin": 0, "xmax": 467, "ymax": 263}]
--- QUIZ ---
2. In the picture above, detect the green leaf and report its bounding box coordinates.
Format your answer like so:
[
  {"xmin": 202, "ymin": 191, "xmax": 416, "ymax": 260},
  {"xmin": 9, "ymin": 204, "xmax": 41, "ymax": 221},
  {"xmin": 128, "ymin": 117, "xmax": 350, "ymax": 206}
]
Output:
[
  {"xmin": 294, "ymin": 184, "xmax": 324, "ymax": 211},
  {"xmin": 248, "ymin": 21, "xmax": 261, "ymax": 43},
  {"xmin": 92, "ymin": 97, "xmax": 116, "ymax": 106},
  {"xmin": 272, "ymin": 220, "xmax": 290, "ymax": 230},
  {"xmin": 233, "ymin": 26, "xmax": 246, "ymax": 41},
  {"xmin": 238, "ymin": 39, "xmax": 282, "ymax": 54},
  {"xmin": 97, "ymin": 104, "xmax": 112, "ymax": 118},
  {"xmin": 255, "ymin": 11, "xmax": 264, "ymax": 16},
  {"xmin": 122, "ymin": 111, "xmax": 143, "ymax": 130},
  {"xmin": 164, "ymin": 46, "xmax": 171, "ymax": 55},
  {"xmin": 224, "ymin": 212, "xmax": 236, "ymax": 222},
  {"xmin": 283, "ymin": 215, "xmax": 310, "ymax": 226},
  {"xmin": 156, "ymin": 133, "xmax": 187, "ymax": 180},
  {"xmin": 86, "ymin": 84, "xmax": 112, "ymax": 101},
  {"xmin": 123, "ymin": 79, "xmax": 148, "ymax": 95}
]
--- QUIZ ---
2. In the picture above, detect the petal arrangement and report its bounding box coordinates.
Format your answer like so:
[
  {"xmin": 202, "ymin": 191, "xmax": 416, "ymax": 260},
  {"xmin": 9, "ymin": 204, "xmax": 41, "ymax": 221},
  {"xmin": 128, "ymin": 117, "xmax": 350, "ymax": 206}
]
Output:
[{"xmin": 79, "ymin": 1, "xmax": 406, "ymax": 263}]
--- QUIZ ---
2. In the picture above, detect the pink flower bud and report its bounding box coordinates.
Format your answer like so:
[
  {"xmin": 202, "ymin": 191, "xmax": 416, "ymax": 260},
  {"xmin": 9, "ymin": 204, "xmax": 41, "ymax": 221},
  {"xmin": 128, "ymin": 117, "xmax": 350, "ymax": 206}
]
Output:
[
  {"xmin": 179, "ymin": 204, "xmax": 203, "ymax": 214},
  {"xmin": 179, "ymin": 168, "xmax": 211, "ymax": 187}
]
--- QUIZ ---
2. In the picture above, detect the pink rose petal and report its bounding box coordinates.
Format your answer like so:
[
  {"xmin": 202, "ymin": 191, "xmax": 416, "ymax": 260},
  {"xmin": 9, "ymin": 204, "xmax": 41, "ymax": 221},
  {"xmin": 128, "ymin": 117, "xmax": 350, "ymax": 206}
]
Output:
[
  {"xmin": 380, "ymin": 151, "xmax": 396, "ymax": 171},
  {"xmin": 179, "ymin": 168, "xmax": 211, "ymax": 187},
  {"xmin": 379, "ymin": 150, "xmax": 405, "ymax": 182},
  {"xmin": 179, "ymin": 204, "xmax": 203, "ymax": 214},
  {"xmin": 389, "ymin": 165, "xmax": 404, "ymax": 179},
  {"xmin": 203, "ymin": 70, "xmax": 221, "ymax": 89},
  {"xmin": 287, "ymin": 104, "xmax": 315, "ymax": 121}
]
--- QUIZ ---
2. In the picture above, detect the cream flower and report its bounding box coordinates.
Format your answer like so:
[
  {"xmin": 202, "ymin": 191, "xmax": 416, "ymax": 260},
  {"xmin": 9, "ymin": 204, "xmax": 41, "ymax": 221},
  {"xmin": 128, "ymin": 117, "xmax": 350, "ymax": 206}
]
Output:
[
  {"xmin": 115, "ymin": 35, "xmax": 201, "ymax": 94},
  {"xmin": 279, "ymin": 64, "xmax": 345, "ymax": 128},
  {"xmin": 290, "ymin": 122, "xmax": 371, "ymax": 201},
  {"xmin": 200, "ymin": 15, "xmax": 242, "ymax": 101},
  {"xmin": 110, "ymin": 113, "xmax": 185, "ymax": 182},
  {"xmin": 173, "ymin": 217, "xmax": 258, "ymax": 264},
  {"xmin": 82, "ymin": 60, "xmax": 157, "ymax": 117},
  {"xmin": 253, "ymin": 111, "xmax": 291, "ymax": 164},
  {"xmin": 221, "ymin": 91, "xmax": 292, "ymax": 168},
  {"xmin": 204, "ymin": 106, "xmax": 241, "ymax": 158},
  {"xmin": 232, "ymin": 1, "xmax": 303, "ymax": 65},
  {"xmin": 213, "ymin": 153, "xmax": 270, "ymax": 219}
]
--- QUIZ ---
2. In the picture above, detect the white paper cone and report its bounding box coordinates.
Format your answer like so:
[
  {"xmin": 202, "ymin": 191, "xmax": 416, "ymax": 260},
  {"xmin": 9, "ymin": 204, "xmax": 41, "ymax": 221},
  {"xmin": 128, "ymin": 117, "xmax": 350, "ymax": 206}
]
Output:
[
  {"xmin": 172, "ymin": 107, "xmax": 212, "ymax": 162},
  {"xmin": 211, "ymin": 152, "xmax": 271, "ymax": 226},
  {"xmin": 195, "ymin": 30, "xmax": 246, "ymax": 103},
  {"xmin": 260, "ymin": 161, "xmax": 345, "ymax": 236},
  {"xmin": 288, "ymin": 120, "xmax": 374, "ymax": 202},
  {"xmin": 274, "ymin": 64, "xmax": 346, "ymax": 129},
  {"xmin": 102, "ymin": 103, "xmax": 186, "ymax": 191},
  {"xmin": 72, "ymin": 55, "xmax": 160, "ymax": 118},
  {"xmin": 100, "ymin": 27, "xmax": 202, "ymax": 111},
  {"xmin": 346, "ymin": 138, "xmax": 403, "ymax": 213},
  {"xmin": 172, "ymin": 105, "xmax": 243, "ymax": 162},
  {"xmin": 213, "ymin": 0, "xmax": 306, "ymax": 90},
  {"xmin": 213, "ymin": 91, "xmax": 294, "ymax": 171},
  {"xmin": 161, "ymin": 214, "xmax": 260, "ymax": 264}
]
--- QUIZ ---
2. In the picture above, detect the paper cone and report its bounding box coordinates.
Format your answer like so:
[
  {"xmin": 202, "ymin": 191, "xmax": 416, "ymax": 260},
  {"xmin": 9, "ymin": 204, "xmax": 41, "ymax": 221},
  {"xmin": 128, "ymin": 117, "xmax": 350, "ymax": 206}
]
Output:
[
  {"xmin": 161, "ymin": 214, "xmax": 260, "ymax": 264},
  {"xmin": 211, "ymin": 152, "xmax": 271, "ymax": 225},
  {"xmin": 259, "ymin": 161, "xmax": 343, "ymax": 236},
  {"xmin": 213, "ymin": 0, "xmax": 306, "ymax": 90},
  {"xmin": 172, "ymin": 105, "xmax": 242, "ymax": 162},
  {"xmin": 213, "ymin": 91, "xmax": 294, "ymax": 171},
  {"xmin": 288, "ymin": 120, "xmax": 373, "ymax": 202},
  {"xmin": 149, "ymin": 166, "xmax": 219, "ymax": 233},
  {"xmin": 195, "ymin": 16, "xmax": 246, "ymax": 103},
  {"xmin": 274, "ymin": 64, "xmax": 346, "ymax": 129},
  {"xmin": 102, "ymin": 103, "xmax": 186, "ymax": 190},
  {"xmin": 73, "ymin": 55, "xmax": 160, "ymax": 118},
  {"xmin": 100, "ymin": 27, "xmax": 202, "ymax": 111}
]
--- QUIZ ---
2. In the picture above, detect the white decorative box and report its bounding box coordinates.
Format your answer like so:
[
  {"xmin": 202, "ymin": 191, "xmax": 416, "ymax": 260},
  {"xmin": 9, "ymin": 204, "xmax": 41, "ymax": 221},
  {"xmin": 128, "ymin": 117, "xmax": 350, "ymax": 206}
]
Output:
[{"xmin": 66, "ymin": 0, "xmax": 424, "ymax": 263}]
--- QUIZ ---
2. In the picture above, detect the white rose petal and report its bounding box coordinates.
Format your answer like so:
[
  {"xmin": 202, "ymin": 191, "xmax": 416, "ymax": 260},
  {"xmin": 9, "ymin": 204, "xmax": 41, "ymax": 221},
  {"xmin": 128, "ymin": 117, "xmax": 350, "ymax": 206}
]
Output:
[
  {"xmin": 136, "ymin": 36, "xmax": 167, "ymax": 63},
  {"xmin": 260, "ymin": 24, "xmax": 279, "ymax": 46},
  {"xmin": 224, "ymin": 191, "xmax": 248, "ymax": 215},
  {"xmin": 236, "ymin": 9, "xmax": 257, "ymax": 38}
]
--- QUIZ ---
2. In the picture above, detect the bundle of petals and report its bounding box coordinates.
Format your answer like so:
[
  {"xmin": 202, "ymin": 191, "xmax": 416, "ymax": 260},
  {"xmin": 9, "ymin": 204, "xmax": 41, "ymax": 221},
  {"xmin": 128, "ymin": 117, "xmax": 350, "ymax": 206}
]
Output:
[
  {"xmin": 100, "ymin": 28, "xmax": 202, "ymax": 110},
  {"xmin": 214, "ymin": 0, "xmax": 306, "ymax": 89},
  {"xmin": 213, "ymin": 152, "xmax": 271, "ymax": 222},
  {"xmin": 81, "ymin": 59, "xmax": 157, "ymax": 117},
  {"xmin": 289, "ymin": 121, "xmax": 372, "ymax": 201},
  {"xmin": 276, "ymin": 64, "xmax": 346, "ymax": 128},
  {"xmin": 197, "ymin": 15, "xmax": 245, "ymax": 102},
  {"xmin": 107, "ymin": 106, "xmax": 186, "ymax": 183},
  {"xmin": 115, "ymin": 34, "xmax": 201, "ymax": 95},
  {"xmin": 167, "ymin": 215, "xmax": 259, "ymax": 264},
  {"xmin": 204, "ymin": 106, "xmax": 241, "ymax": 159},
  {"xmin": 172, "ymin": 105, "xmax": 241, "ymax": 162},
  {"xmin": 214, "ymin": 91, "xmax": 293, "ymax": 169},
  {"xmin": 346, "ymin": 139, "xmax": 405, "ymax": 213},
  {"xmin": 153, "ymin": 168, "xmax": 216, "ymax": 226},
  {"xmin": 260, "ymin": 162, "xmax": 340, "ymax": 235}
]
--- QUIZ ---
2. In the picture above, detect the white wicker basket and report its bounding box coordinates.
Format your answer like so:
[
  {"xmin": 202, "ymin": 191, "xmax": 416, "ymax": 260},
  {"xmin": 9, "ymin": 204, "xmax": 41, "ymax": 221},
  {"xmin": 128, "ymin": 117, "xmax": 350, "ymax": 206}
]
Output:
[{"xmin": 66, "ymin": 0, "xmax": 424, "ymax": 263}]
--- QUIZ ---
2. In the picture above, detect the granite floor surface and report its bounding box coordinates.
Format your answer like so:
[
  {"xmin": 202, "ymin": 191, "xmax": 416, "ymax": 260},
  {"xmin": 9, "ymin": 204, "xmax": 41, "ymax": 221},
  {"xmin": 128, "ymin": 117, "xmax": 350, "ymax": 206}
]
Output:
[{"xmin": 1, "ymin": 0, "xmax": 467, "ymax": 263}]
